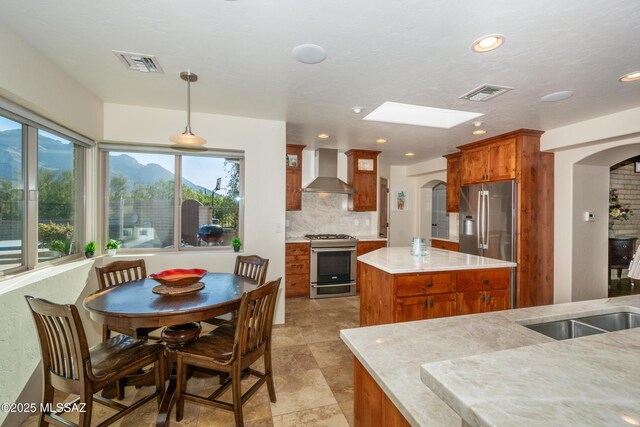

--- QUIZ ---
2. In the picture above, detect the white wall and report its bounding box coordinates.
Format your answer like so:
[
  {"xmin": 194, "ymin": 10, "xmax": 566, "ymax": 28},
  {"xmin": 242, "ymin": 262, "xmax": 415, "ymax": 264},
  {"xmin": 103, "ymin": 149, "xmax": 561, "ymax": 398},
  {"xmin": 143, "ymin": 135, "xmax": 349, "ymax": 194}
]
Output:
[
  {"xmin": 543, "ymin": 106, "xmax": 640, "ymax": 303},
  {"xmin": 571, "ymin": 164, "xmax": 610, "ymax": 301},
  {"xmin": 103, "ymin": 103, "xmax": 287, "ymax": 323},
  {"xmin": 389, "ymin": 165, "xmax": 416, "ymax": 246},
  {"xmin": 0, "ymin": 23, "xmax": 103, "ymax": 139}
]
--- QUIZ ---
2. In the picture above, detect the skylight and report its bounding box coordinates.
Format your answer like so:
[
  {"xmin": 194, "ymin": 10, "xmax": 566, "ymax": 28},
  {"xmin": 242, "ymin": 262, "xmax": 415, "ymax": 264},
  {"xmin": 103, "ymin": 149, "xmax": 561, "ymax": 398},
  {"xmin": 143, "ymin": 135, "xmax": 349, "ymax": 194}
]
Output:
[{"xmin": 363, "ymin": 102, "xmax": 483, "ymax": 129}]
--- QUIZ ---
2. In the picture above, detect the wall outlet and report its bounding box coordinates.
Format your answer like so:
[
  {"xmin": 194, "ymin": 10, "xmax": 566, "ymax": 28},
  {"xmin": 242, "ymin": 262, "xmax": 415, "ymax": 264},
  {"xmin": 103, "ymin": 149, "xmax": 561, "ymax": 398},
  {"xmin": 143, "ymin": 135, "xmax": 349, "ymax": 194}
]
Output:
[
  {"xmin": 354, "ymin": 219, "xmax": 359, "ymax": 226},
  {"xmin": 285, "ymin": 219, "xmax": 290, "ymax": 227},
  {"xmin": 584, "ymin": 212, "xmax": 596, "ymax": 222},
  {"xmin": 365, "ymin": 219, "xmax": 371, "ymax": 226}
]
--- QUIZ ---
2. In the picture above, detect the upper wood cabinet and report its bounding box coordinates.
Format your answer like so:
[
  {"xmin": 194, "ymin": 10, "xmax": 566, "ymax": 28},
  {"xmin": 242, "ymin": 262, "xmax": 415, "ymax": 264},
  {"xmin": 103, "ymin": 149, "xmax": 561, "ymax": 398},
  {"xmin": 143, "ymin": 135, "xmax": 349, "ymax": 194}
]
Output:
[
  {"xmin": 346, "ymin": 149, "xmax": 381, "ymax": 211},
  {"xmin": 286, "ymin": 144, "xmax": 306, "ymax": 211},
  {"xmin": 460, "ymin": 137, "xmax": 516, "ymax": 185},
  {"xmin": 444, "ymin": 153, "xmax": 461, "ymax": 212}
]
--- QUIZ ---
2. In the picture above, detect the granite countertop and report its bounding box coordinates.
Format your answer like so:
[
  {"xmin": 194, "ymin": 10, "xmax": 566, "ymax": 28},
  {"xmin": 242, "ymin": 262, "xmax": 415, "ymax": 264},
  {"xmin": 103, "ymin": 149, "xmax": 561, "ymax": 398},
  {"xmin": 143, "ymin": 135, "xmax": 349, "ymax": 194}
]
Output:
[
  {"xmin": 357, "ymin": 246, "xmax": 515, "ymax": 274},
  {"xmin": 340, "ymin": 295, "xmax": 640, "ymax": 427},
  {"xmin": 285, "ymin": 235, "xmax": 388, "ymax": 243}
]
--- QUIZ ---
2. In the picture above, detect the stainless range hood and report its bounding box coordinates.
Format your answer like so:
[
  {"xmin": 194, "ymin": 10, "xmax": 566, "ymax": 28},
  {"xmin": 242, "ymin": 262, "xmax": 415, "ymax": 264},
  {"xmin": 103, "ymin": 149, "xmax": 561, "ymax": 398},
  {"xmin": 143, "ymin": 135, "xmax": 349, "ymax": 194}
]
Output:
[{"xmin": 303, "ymin": 148, "xmax": 355, "ymax": 194}]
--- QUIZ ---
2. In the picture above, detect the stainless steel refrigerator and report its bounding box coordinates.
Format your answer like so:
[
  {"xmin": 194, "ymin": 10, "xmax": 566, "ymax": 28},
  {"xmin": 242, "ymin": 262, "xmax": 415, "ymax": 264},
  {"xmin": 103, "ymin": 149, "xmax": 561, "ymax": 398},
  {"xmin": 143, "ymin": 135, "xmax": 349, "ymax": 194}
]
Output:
[{"xmin": 459, "ymin": 181, "xmax": 517, "ymax": 304}]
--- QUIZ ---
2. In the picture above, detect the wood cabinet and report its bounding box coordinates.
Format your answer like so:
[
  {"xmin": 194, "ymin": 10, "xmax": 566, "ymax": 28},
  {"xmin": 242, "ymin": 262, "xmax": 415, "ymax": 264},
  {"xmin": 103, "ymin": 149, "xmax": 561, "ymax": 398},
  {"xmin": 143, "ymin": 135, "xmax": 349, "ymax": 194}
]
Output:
[
  {"xmin": 354, "ymin": 359, "xmax": 410, "ymax": 427},
  {"xmin": 346, "ymin": 149, "xmax": 381, "ymax": 212},
  {"xmin": 359, "ymin": 262, "xmax": 512, "ymax": 326},
  {"xmin": 460, "ymin": 137, "xmax": 516, "ymax": 185},
  {"xmin": 286, "ymin": 144, "xmax": 305, "ymax": 211},
  {"xmin": 431, "ymin": 239, "xmax": 459, "ymax": 251},
  {"xmin": 455, "ymin": 129, "xmax": 554, "ymax": 309},
  {"xmin": 444, "ymin": 153, "xmax": 461, "ymax": 212},
  {"xmin": 357, "ymin": 240, "xmax": 387, "ymax": 291},
  {"xmin": 456, "ymin": 268, "xmax": 510, "ymax": 315},
  {"xmin": 285, "ymin": 242, "xmax": 310, "ymax": 297}
]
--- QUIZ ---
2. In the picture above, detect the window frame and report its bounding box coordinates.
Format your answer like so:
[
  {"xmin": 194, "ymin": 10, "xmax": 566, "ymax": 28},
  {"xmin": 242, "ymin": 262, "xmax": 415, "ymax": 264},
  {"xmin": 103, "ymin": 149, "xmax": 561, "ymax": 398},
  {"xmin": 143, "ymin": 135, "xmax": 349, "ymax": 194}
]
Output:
[
  {"xmin": 0, "ymin": 98, "xmax": 92, "ymax": 278},
  {"xmin": 99, "ymin": 144, "xmax": 244, "ymax": 254}
]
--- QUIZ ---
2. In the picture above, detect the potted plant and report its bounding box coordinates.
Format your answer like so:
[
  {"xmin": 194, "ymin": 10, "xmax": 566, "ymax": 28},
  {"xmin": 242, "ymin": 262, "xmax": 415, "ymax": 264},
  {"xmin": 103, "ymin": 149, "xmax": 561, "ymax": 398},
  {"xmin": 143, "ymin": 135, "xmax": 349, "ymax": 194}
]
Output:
[
  {"xmin": 50, "ymin": 240, "xmax": 65, "ymax": 258},
  {"xmin": 231, "ymin": 236, "xmax": 242, "ymax": 253},
  {"xmin": 84, "ymin": 241, "xmax": 97, "ymax": 258},
  {"xmin": 105, "ymin": 239, "xmax": 121, "ymax": 256}
]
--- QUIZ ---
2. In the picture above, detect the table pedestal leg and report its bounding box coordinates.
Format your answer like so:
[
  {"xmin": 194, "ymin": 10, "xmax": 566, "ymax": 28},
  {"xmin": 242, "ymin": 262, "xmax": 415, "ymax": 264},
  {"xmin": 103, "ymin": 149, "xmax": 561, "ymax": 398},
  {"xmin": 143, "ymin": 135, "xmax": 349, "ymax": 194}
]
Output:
[{"xmin": 156, "ymin": 322, "xmax": 201, "ymax": 427}]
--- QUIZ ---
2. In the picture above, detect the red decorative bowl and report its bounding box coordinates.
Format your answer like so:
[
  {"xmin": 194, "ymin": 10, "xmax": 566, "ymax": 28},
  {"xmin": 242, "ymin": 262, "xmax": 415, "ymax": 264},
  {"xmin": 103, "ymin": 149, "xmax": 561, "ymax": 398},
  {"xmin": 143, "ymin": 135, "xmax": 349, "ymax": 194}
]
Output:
[{"xmin": 149, "ymin": 269, "xmax": 207, "ymax": 287}]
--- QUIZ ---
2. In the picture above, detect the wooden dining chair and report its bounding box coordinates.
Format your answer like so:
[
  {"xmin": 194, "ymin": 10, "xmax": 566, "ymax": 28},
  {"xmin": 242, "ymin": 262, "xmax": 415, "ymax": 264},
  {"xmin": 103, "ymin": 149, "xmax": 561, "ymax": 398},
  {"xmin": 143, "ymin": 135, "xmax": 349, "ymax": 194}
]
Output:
[
  {"xmin": 95, "ymin": 259, "xmax": 157, "ymax": 341},
  {"xmin": 234, "ymin": 255, "xmax": 269, "ymax": 285},
  {"xmin": 204, "ymin": 255, "xmax": 270, "ymax": 326},
  {"xmin": 25, "ymin": 296, "xmax": 165, "ymax": 427},
  {"xmin": 175, "ymin": 278, "xmax": 281, "ymax": 427}
]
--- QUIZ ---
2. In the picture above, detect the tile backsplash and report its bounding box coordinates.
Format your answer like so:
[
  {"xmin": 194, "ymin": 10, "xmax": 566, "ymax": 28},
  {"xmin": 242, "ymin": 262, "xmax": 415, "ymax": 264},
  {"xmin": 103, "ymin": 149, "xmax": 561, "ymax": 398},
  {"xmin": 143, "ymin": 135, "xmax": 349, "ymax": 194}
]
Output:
[{"xmin": 286, "ymin": 192, "xmax": 377, "ymax": 237}]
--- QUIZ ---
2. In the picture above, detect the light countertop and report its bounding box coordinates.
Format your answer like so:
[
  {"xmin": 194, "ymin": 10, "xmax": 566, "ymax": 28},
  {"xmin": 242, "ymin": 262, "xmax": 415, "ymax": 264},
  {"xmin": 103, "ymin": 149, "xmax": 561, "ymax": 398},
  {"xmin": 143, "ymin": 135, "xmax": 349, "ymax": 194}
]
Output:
[
  {"xmin": 357, "ymin": 246, "xmax": 515, "ymax": 274},
  {"xmin": 285, "ymin": 235, "xmax": 388, "ymax": 243},
  {"xmin": 340, "ymin": 295, "xmax": 640, "ymax": 427}
]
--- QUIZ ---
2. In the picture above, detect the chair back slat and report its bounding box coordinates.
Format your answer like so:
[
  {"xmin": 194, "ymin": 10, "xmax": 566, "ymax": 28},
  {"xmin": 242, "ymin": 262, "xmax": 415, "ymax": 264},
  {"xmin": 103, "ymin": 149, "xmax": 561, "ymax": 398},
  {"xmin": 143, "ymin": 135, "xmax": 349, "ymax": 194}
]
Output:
[
  {"xmin": 26, "ymin": 296, "xmax": 90, "ymax": 383},
  {"xmin": 234, "ymin": 278, "xmax": 280, "ymax": 358},
  {"xmin": 96, "ymin": 259, "xmax": 147, "ymax": 289},
  {"xmin": 234, "ymin": 255, "xmax": 269, "ymax": 285}
]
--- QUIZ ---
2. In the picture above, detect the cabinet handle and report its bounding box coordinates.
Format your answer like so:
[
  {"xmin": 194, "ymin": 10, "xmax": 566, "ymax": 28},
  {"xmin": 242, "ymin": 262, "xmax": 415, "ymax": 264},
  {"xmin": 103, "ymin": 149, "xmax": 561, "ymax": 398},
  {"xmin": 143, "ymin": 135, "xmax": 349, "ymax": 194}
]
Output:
[
  {"xmin": 481, "ymin": 294, "xmax": 485, "ymax": 302},
  {"xmin": 430, "ymin": 299, "xmax": 434, "ymax": 308},
  {"xmin": 488, "ymin": 293, "xmax": 492, "ymax": 302},
  {"xmin": 425, "ymin": 283, "xmax": 433, "ymax": 287},
  {"xmin": 423, "ymin": 299, "xmax": 428, "ymax": 308},
  {"xmin": 482, "ymin": 279, "xmax": 490, "ymax": 285}
]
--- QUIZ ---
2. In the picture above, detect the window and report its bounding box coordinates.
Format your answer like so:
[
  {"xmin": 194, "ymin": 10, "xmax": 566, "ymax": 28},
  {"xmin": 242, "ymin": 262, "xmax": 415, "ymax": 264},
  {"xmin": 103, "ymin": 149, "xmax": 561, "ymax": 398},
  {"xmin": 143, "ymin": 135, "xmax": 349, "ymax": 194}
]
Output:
[
  {"xmin": 103, "ymin": 148, "xmax": 242, "ymax": 250},
  {"xmin": 0, "ymin": 100, "xmax": 90, "ymax": 276},
  {"xmin": 0, "ymin": 116, "xmax": 24, "ymax": 273}
]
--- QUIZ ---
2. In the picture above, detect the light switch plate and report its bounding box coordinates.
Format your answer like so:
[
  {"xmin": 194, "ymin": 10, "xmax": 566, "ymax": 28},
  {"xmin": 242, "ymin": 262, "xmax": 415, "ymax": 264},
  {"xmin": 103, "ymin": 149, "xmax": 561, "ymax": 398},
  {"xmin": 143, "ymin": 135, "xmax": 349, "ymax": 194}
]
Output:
[{"xmin": 584, "ymin": 212, "xmax": 596, "ymax": 222}]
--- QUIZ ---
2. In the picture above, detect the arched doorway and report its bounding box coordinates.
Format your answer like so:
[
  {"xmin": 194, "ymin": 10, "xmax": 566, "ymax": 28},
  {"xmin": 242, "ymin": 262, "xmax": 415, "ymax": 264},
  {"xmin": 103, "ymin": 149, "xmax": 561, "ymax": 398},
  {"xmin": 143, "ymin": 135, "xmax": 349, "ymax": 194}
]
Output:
[
  {"xmin": 419, "ymin": 180, "xmax": 448, "ymax": 241},
  {"xmin": 571, "ymin": 143, "xmax": 640, "ymax": 301}
]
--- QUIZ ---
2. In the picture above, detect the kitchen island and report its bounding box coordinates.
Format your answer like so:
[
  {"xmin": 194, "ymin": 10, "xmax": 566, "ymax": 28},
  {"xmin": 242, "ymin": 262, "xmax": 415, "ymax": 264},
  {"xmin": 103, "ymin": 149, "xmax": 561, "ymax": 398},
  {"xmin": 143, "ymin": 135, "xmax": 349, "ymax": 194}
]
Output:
[
  {"xmin": 358, "ymin": 247, "xmax": 516, "ymax": 326},
  {"xmin": 341, "ymin": 295, "xmax": 640, "ymax": 426}
]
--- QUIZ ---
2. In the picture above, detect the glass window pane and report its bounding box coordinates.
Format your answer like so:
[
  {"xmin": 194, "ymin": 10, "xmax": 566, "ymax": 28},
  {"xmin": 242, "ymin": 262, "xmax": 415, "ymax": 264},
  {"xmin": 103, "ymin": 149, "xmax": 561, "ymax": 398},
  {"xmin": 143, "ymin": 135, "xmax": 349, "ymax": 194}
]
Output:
[
  {"xmin": 181, "ymin": 156, "xmax": 240, "ymax": 247},
  {"xmin": 108, "ymin": 152, "xmax": 175, "ymax": 249},
  {"xmin": 0, "ymin": 116, "xmax": 24, "ymax": 271},
  {"xmin": 37, "ymin": 130, "xmax": 83, "ymax": 262}
]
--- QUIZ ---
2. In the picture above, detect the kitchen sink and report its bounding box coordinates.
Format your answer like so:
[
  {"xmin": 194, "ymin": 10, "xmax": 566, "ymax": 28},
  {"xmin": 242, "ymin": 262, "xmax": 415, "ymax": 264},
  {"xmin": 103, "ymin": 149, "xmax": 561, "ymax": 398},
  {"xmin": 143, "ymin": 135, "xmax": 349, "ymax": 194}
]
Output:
[
  {"xmin": 577, "ymin": 312, "xmax": 640, "ymax": 332},
  {"xmin": 525, "ymin": 319, "xmax": 607, "ymax": 340},
  {"xmin": 525, "ymin": 311, "xmax": 640, "ymax": 340}
]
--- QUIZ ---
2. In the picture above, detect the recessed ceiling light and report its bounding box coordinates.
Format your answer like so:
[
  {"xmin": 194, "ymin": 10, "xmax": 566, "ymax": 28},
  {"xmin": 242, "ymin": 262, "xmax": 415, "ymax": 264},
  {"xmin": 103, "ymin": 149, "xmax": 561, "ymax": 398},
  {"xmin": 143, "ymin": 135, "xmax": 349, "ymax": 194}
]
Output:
[
  {"xmin": 472, "ymin": 129, "xmax": 487, "ymax": 135},
  {"xmin": 471, "ymin": 34, "xmax": 505, "ymax": 53},
  {"xmin": 376, "ymin": 139, "xmax": 387, "ymax": 144},
  {"xmin": 317, "ymin": 133, "xmax": 330, "ymax": 139},
  {"xmin": 405, "ymin": 152, "xmax": 415, "ymax": 157},
  {"xmin": 292, "ymin": 44, "xmax": 327, "ymax": 64},
  {"xmin": 541, "ymin": 91, "xmax": 574, "ymax": 102},
  {"xmin": 363, "ymin": 102, "xmax": 483, "ymax": 129},
  {"xmin": 473, "ymin": 120, "xmax": 484, "ymax": 127},
  {"xmin": 619, "ymin": 71, "xmax": 640, "ymax": 82},
  {"xmin": 351, "ymin": 107, "xmax": 364, "ymax": 114}
]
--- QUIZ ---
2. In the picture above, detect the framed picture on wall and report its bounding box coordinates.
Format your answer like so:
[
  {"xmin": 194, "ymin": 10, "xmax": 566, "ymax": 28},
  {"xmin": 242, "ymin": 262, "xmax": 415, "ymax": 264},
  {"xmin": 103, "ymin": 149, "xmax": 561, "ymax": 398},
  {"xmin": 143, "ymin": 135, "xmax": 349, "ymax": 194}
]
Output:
[{"xmin": 393, "ymin": 190, "xmax": 408, "ymax": 211}]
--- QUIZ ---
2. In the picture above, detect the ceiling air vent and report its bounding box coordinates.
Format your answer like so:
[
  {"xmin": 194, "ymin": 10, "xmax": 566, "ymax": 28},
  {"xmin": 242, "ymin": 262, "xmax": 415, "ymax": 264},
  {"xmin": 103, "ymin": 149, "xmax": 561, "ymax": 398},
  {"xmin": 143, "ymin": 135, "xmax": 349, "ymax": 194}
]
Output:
[
  {"xmin": 113, "ymin": 51, "xmax": 164, "ymax": 73},
  {"xmin": 460, "ymin": 84, "xmax": 513, "ymax": 102}
]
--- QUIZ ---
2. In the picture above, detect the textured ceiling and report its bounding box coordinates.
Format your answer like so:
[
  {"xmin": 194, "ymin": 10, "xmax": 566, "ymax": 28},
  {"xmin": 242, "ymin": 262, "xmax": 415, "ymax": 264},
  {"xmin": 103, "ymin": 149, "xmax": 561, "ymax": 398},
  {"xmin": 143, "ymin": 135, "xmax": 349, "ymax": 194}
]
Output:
[{"xmin": 1, "ymin": 0, "xmax": 639, "ymax": 164}]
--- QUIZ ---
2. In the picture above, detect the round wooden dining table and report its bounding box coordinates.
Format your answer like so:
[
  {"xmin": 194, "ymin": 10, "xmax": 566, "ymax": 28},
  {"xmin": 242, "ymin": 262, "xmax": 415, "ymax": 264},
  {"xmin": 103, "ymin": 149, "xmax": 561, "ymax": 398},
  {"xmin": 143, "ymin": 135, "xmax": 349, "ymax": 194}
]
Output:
[{"xmin": 83, "ymin": 272, "xmax": 259, "ymax": 427}]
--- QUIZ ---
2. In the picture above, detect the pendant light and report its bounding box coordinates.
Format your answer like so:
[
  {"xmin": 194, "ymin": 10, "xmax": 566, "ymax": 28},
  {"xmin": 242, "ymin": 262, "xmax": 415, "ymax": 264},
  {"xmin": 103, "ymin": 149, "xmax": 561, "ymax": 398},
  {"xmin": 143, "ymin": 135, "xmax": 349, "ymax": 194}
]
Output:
[{"xmin": 170, "ymin": 71, "xmax": 207, "ymax": 151}]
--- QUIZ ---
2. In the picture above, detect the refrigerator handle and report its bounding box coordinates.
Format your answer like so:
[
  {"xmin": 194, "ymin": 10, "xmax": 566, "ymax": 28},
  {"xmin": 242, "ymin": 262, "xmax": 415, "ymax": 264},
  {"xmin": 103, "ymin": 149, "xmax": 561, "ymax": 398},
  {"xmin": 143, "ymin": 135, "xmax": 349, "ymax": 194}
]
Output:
[
  {"xmin": 477, "ymin": 190, "xmax": 483, "ymax": 250},
  {"xmin": 485, "ymin": 189, "xmax": 490, "ymax": 250}
]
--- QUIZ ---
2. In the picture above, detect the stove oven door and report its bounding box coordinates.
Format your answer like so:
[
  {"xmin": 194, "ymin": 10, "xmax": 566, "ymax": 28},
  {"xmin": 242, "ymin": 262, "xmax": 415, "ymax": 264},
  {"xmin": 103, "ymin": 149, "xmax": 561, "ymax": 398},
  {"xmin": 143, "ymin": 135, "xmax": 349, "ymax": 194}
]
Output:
[{"xmin": 310, "ymin": 247, "xmax": 357, "ymax": 298}]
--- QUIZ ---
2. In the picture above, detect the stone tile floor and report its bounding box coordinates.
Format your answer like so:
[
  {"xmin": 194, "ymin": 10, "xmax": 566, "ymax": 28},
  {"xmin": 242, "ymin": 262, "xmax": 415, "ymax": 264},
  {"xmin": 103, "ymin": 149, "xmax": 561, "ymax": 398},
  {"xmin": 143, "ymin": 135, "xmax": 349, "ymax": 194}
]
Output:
[{"xmin": 21, "ymin": 295, "xmax": 360, "ymax": 427}]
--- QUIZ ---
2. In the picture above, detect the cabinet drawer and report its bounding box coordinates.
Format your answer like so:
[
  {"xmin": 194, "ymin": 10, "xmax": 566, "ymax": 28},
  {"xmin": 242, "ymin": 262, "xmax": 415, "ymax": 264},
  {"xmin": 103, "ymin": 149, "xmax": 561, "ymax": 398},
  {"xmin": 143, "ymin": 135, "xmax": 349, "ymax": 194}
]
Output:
[
  {"xmin": 357, "ymin": 241, "xmax": 387, "ymax": 256},
  {"xmin": 285, "ymin": 274, "xmax": 310, "ymax": 298},
  {"xmin": 395, "ymin": 272, "xmax": 456, "ymax": 297},
  {"xmin": 285, "ymin": 255, "xmax": 310, "ymax": 275},
  {"xmin": 431, "ymin": 239, "xmax": 459, "ymax": 251},
  {"xmin": 457, "ymin": 268, "xmax": 510, "ymax": 291},
  {"xmin": 286, "ymin": 243, "xmax": 310, "ymax": 256}
]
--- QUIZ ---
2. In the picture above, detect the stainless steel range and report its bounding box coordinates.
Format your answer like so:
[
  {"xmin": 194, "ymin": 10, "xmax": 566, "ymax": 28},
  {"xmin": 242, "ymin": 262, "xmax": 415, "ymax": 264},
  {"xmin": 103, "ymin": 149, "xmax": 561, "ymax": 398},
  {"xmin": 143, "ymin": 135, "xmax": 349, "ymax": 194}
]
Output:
[{"xmin": 305, "ymin": 234, "xmax": 358, "ymax": 299}]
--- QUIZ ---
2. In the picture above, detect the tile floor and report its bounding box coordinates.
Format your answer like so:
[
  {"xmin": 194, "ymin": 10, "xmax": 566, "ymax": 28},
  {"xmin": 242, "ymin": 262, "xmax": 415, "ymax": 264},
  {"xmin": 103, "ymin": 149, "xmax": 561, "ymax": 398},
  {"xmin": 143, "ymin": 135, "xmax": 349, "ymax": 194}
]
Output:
[{"xmin": 21, "ymin": 295, "xmax": 360, "ymax": 427}]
